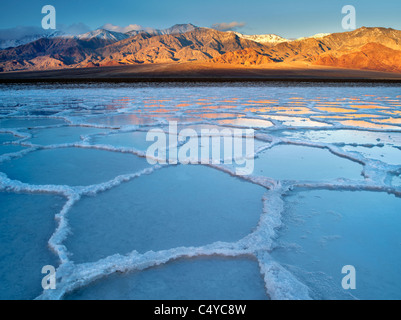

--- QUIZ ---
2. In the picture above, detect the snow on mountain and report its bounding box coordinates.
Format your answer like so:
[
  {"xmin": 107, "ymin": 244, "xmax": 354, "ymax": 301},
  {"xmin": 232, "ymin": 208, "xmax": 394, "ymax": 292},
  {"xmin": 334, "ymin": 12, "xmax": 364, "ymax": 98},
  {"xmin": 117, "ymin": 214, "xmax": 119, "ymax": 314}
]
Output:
[
  {"xmin": 0, "ymin": 36, "xmax": 42, "ymax": 50},
  {"xmin": 231, "ymin": 32, "xmax": 289, "ymax": 44},
  {"xmin": 0, "ymin": 30, "xmax": 66, "ymax": 50},
  {"xmin": 125, "ymin": 28, "xmax": 159, "ymax": 37},
  {"xmin": 296, "ymin": 33, "xmax": 331, "ymax": 41},
  {"xmin": 0, "ymin": 22, "xmax": 331, "ymax": 52},
  {"xmin": 101, "ymin": 23, "xmax": 144, "ymax": 34},
  {"xmin": 0, "ymin": 24, "xmax": 198, "ymax": 50},
  {"xmin": 76, "ymin": 29, "xmax": 129, "ymax": 41},
  {"xmin": 125, "ymin": 24, "xmax": 197, "ymax": 37},
  {"xmin": 159, "ymin": 23, "xmax": 197, "ymax": 35},
  {"xmin": 232, "ymin": 31, "xmax": 332, "ymax": 45}
]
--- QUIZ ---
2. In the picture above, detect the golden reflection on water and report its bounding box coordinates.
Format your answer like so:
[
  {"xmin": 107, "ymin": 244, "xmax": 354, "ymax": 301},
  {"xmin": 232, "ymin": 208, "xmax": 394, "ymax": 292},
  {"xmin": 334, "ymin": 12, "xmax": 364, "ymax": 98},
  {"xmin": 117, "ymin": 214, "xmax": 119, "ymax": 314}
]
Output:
[
  {"xmin": 144, "ymin": 99, "xmax": 171, "ymax": 103},
  {"xmin": 349, "ymin": 104, "xmax": 390, "ymax": 109},
  {"xmin": 246, "ymin": 100, "xmax": 278, "ymax": 104},
  {"xmin": 194, "ymin": 113, "xmax": 242, "ymax": 119},
  {"xmin": 203, "ymin": 105, "xmax": 238, "ymax": 110},
  {"xmin": 315, "ymin": 107, "xmax": 357, "ymax": 113},
  {"xmin": 314, "ymin": 114, "xmax": 382, "ymax": 119},
  {"xmin": 98, "ymin": 95, "xmax": 400, "ymax": 130},
  {"xmin": 340, "ymin": 120, "xmax": 400, "ymax": 130},
  {"xmin": 217, "ymin": 118, "xmax": 273, "ymax": 128},
  {"xmin": 243, "ymin": 107, "xmax": 273, "ymax": 112},
  {"xmin": 274, "ymin": 106, "xmax": 315, "ymax": 114},
  {"xmin": 319, "ymin": 101, "xmax": 342, "ymax": 104},
  {"xmin": 375, "ymin": 118, "xmax": 401, "ymax": 125},
  {"xmin": 147, "ymin": 108, "xmax": 179, "ymax": 113},
  {"xmin": 261, "ymin": 115, "xmax": 331, "ymax": 127}
]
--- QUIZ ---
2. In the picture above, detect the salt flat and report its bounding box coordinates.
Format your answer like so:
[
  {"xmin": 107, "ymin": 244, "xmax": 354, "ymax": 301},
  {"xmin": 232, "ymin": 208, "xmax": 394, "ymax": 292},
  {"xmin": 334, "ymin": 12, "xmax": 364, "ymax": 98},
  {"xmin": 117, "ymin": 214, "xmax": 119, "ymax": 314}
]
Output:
[{"xmin": 0, "ymin": 82, "xmax": 400, "ymax": 300}]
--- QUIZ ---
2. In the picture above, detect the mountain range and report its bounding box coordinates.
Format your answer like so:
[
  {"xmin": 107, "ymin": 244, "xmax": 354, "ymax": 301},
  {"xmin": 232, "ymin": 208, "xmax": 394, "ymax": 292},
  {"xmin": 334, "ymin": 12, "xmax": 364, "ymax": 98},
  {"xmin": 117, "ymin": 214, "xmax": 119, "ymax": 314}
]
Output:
[
  {"xmin": 1, "ymin": 23, "xmax": 401, "ymax": 74},
  {"xmin": 0, "ymin": 24, "xmax": 199, "ymax": 50}
]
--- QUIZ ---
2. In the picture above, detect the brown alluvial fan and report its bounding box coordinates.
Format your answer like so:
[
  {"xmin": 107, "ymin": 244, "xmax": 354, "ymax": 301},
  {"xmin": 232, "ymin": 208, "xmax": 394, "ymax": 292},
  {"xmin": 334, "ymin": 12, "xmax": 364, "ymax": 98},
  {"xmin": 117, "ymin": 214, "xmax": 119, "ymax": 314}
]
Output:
[
  {"xmin": 315, "ymin": 43, "xmax": 401, "ymax": 73},
  {"xmin": 1, "ymin": 26, "xmax": 401, "ymax": 73},
  {"xmin": 211, "ymin": 48, "xmax": 275, "ymax": 65}
]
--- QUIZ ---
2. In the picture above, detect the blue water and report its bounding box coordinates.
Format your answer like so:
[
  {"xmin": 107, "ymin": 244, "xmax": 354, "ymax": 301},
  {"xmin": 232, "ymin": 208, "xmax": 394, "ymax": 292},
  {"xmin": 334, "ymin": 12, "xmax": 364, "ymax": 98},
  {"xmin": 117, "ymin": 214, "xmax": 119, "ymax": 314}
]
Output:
[{"xmin": 0, "ymin": 83, "xmax": 400, "ymax": 300}]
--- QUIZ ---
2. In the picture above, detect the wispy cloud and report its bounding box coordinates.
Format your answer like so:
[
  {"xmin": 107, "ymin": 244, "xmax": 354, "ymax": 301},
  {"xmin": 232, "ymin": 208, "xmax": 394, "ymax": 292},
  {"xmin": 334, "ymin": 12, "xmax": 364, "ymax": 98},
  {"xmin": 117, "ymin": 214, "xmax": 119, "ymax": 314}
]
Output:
[
  {"xmin": 101, "ymin": 23, "xmax": 144, "ymax": 33},
  {"xmin": 0, "ymin": 26, "xmax": 44, "ymax": 41},
  {"xmin": 211, "ymin": 21, "xmax": 246, "ymax": 31},
  {"xmin": 0, "ymin": 23, "xmax": 90, "ymax": 41},
  {"xmin": 58, "ymin": 23, "xmax": 91, "ymax": 35}
]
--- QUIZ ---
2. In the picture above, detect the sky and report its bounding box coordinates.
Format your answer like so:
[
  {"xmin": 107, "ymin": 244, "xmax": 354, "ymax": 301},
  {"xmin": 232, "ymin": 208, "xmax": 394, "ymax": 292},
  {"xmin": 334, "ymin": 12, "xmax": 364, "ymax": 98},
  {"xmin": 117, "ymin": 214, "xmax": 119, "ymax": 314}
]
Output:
[{"xmin": 1, "ymin": 0, "xmax": 401, "ymax": 39}]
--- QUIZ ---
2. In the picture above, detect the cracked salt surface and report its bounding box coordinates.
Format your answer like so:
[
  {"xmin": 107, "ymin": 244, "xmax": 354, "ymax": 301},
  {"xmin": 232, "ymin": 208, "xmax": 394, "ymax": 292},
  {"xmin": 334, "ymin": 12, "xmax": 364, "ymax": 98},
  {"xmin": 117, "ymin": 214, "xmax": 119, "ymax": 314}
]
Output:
[
  {"xmin": 25, "ymin": 126, "xmax": 110, "ymax": 146},
  {"xmin": 0, "ymin": 133, "xmax": 18, "ymax": 144},
  {"xmin": 65, "ymin": 256, "xmax": 268, "ymax": 300},
  {"xmin": 278, "ymin": 129, "xmax": 401, "ymax": 145},
  {"xmin": 0, "ymin": 192, "xmax": 64, "ymax": 300},
  {"xmin": 252, "ymin": 144, "xmax": 363, "ymax": 181},
  {"xmin": 342, "ymin": 145, "xmax": 401, "ymax": 165},
  {"xmin": 91, "ymin": 130, "xmax": 172, "ymax": 153},
  {"xmin": 65, "ymin": 165, "xmax": 266, "ymax": 263},
  {"xmin": 0, "ymin": 118, "xmax": 66, "ymax": 129},
  {"xmin": 271, "ymin": 190, "xmax": 401, "ymax": 300},
  {"xmin": 0, "ymin": 147, "xmax": 151, "ymax": 186},
  {"xmin": 0, "ymin": 145, "xmax": 26, "ymax": 156},
  {"xmin": 392, "ymin": 175, "xmax": 401, "ymax": 187},
  {"xmin": 0, "ymin": 83, "xmax": 400, "ymax": 300}
]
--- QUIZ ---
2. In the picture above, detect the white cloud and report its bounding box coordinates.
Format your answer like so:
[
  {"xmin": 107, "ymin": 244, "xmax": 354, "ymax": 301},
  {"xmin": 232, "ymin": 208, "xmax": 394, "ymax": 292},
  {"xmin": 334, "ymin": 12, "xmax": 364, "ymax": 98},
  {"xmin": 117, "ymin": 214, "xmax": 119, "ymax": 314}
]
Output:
[
  {"xmin": 58, "ymin": 23, "xmax": 91, "ymax": 36},
  {"xmin": 211, "ymin": 21, "xmax": 246, "ymax": 31},
  {"xmin": 101, "ymin": 23, "xmax": 144, "ymax": 33}
]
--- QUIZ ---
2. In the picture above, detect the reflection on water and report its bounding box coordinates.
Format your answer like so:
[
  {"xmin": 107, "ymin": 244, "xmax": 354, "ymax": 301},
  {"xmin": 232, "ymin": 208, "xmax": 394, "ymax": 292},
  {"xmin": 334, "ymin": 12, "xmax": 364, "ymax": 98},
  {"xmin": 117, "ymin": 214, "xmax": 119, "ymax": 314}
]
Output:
[
  {"xmin": 261, "ymin": 115, "xmax": 331, "ymax": 127},
  {"xmin": 339, "ymin": 120, "xmax": 400, "ymax": 130},
  {"xmin": 193, "ymin": 112, "xmax": 241, "ymax": 119},
  {"xmin": 217, "ymin": 118, "xmax": 273, "ymax": 128},
  {"xmin": 2, "ymin": 85, "xmax": 398, "ymax": 131},
  {"xmin": 315, "ymin": 107, "xmax": 357, "ymax": 113},
  {"xmin": 86, "ymin": 114, "xmax": 156, "ymax": 126}
]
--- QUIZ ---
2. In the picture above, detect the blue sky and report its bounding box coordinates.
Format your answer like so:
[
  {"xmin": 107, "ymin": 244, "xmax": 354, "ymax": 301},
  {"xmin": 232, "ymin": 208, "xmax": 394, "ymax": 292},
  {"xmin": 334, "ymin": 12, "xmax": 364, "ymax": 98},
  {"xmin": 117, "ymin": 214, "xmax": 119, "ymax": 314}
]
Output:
[{"xmin": 1, "ymin": 0, "xmax": 401, "ymax": 38}]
